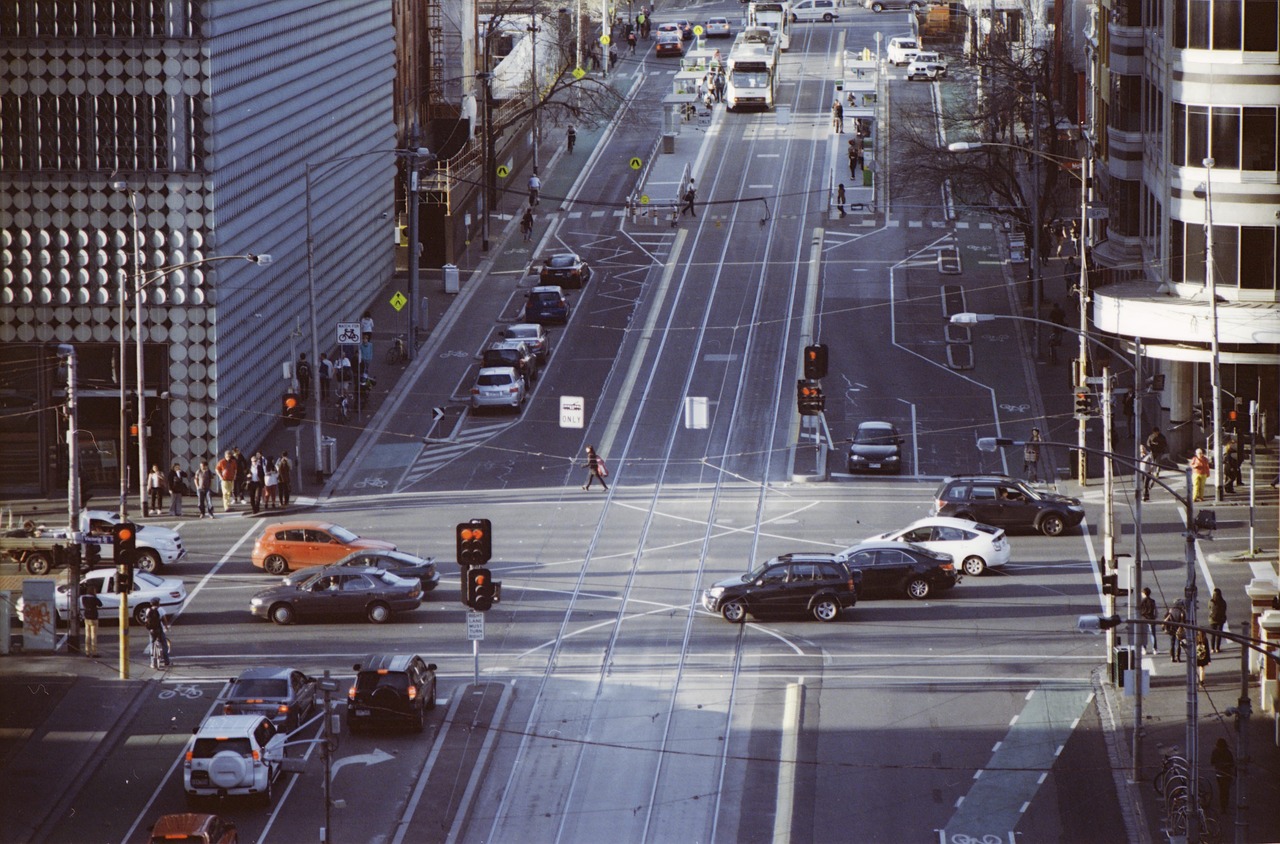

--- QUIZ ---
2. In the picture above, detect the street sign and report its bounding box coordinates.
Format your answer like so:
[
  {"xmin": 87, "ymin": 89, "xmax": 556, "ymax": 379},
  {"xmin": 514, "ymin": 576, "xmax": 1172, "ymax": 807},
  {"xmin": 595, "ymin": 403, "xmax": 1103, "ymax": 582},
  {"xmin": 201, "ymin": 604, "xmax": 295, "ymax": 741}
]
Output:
[
  {"xmin": 560, "ymin": 395, "xmax": 584, "ymax": 429},
  {"xmin": 497, "ymin": 164, "xmax": 510, "ymax": 178},
  {"xmin": 629, "ymin": 157, "xmax": 642, "ymax": 170},
  {"xmin": 640, "ymin": 194, "xmax": 650, "ymax": 205},
  {"xmin": 684, "ymin": 396, "xmax": 708, "ymax": 429},
  {"xmin": 693, "ymin": 24, "xmax": 704, "ymax": 35},
  {"xmin": 573, "ymin": 67, "xmax": 586, "ymax": 79},
  {"xmin": 390, "ymin": 291, "xmax": 407, "ymax": 312},
  {"xmin": 599, "ymin": 34, "xmax": 611, "ymax": 45},
  {"xmin": 432, "ymin": 407, "xmax": 445, "ymax": 421},
  {"xmin": 466, "ymin": 611, "xmax": 485, "ymax": 641},
  {"xmin": 336, "ymin": 322, "xmax": 361, "ymax": 345},
  {"xmin": 1086, "ymin": 204, "xmax": 1110, "ymax": 220}
]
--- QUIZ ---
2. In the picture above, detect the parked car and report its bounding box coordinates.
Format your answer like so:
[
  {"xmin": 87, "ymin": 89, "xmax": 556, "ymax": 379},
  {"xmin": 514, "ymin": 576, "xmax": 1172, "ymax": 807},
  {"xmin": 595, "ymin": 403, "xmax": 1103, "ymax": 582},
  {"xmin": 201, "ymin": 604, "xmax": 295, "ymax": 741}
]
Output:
[
  {"xmin": 251, "ymin": 521, "xmax": 396, "ymax": 575},
  {"xmin": 835, "ymin": 541, "xmax": 958, "ymax": 599},
  {"xmin": 539, "ymin": 252, "xmax": 591, "ymax": 288},
  {"xmin": 183, "ymin": 714, "xmax": 286, "ymax": 806},
  {"xmin": 847, "ymin": 420, "xmax": 904, "ymax": 474},
  {"xmin": 865, "ymin": 516, "xmax": 1009, "ymax": 576},
  {"xmin": 522, "ymin": 285, "xmax": 571, "ymax": 324},
  {"xmin": 148, "ymin": 813, "xmax": 238, "ymax": 844},
  {"xmin": 655, "ymin": 32, "xmax": 685, "ymax": 56},
  {"xmin": 866, "ymin": 0, "xmax": 933, "ymax": 12},
  {"xmin": 705, "ymin": 16, "xmax": 733, "ymax": 37},
  {"xmin": 502, "ymin": 323, "xmax": 550, "ymax": 363},
  {"xmin": 701, "ymin": 554, "xmax": 861, "ymax": 623},
  {"xmin": 906, "ymin": 51, "xmax": 947, "ymax": 80},
  {"xmin": 250, "ymin": 565, "xmax": 424, "ymax": 625},
  {"xmin": 482, "ymin": 340, "xmax": 538, "ymax": 384},
  {"xmin": 347, "ymin": 653, "xmax": 438, "ymax": 733},
  {"xmin": 885, "ymin": 36, "xmax": 920, "ymax": 65},
  {"xmin": 223, "ymin": 667, "xmax": 318, "ymax": 732},
  {"xmin": 283, "ymin": 549, "xmax": 440, "ymax": 591},
  {"xmin": 471, "ymin": 366, "xmax": 527, "ymax": 412},
  {"xmin": 791, "ymin": 0, "xmax": 840, "ymax": 22},
  {"xmin": 932, "ymin": 474, "xmax": 1085, "ymax": 536},
  {"xmin": 54, "ymin": 568, "xmax": 186, "ymax": 625}
]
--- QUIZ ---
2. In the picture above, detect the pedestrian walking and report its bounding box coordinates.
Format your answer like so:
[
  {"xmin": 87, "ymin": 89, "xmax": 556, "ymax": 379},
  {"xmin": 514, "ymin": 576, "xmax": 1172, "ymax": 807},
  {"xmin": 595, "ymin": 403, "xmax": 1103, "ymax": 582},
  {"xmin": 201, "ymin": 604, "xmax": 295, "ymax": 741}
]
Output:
[
  {"xmin": 627, "ymin": 30, "xmax": 636, "ymax": 54},
  {"xmin": 216, "ymin": 450, "xmax": 237, "ymax": 512},
  {"xmin": 835, "ymin": 183, "xmax": 847, "ymax": 217},
  {"xmin": 166, "ymin": 462, "xmax": 187, "ymax": 517},
  {"xmin": 832, "ymin": 99, "xmax": 843, "ymax": 133},
  {"xmin": 521, "ymin": 206, "xmax": 535, "ymax": 242},
  {"xmin": 193, "ymin": 459, "xmax": 214, "ymax": 518},
  {"xmin": 1164, "ymin": 599, "xmax": 1187, "ymax": 662},
  {"xmin": 319, "ymin": 352, "xmax": 333, "ymax": 401},
  {"xmin": 146, "ymin": 464, "xmax": 166, "ymax": 516},
  {"xmin": 247, "ymin": 452, "xmax": 265, "ymax": 514},
  {"xmin": 1138, "ymin": 587, "xmax": 1158, "ymax": 653},
  {"xmin": 1145, "ymin": 426, "xmax": 1169, "ymax": 467},
  {"xmin": 1222, "ymin": 438, "xmax": 1241, "ymax": 493},
  {"xmin": 360, "ymin": 309, "xmax": 375, "ymax": 338},
  {"xmin": 1190, "ymin": 447, "xmax": 1211, "ymax": 502},
  {"xmin": 1211, "ymin": 738, "xmax": 1235, "ymax": 814},
  {"xmin": 263, "ymin": 458, "xmax": 280, "ymax": 509},
  {"xmin": 529, "ymin": 173, "xmax": 542, "ymax": 206},
  {"xmin": 1022, "ymin": 428, "xmax": 1043, "ymax": 482},
  {"xmin": 848, "ymin": 139, "xmax": 860, "ymax": 178},
  {"xmin": 144, "ymin": 598, "xmax": 171, "ymax": 669},
  {"xmin": 335, "ymin": 355, "xmax": 353, "ymax": 397},
  {"xmin": 233, "ymin": 447, "xmax": 249, "ymax": 503},
  {"xmin": 567, "ymin": 125, "xmax": 576, "ymax": 154},
  {"xmin": 1195, "ymin": 630, "xmax": 1211, "ymax": 684},
  {"xmin": 681, "ymin": 180, "xmax": 697, "ymax": 218},
  {"xmin": 1208, "ymin": 587, "xmax": 1227, "ymax": 652},
  {"xmin": 359, "ymin": 333, "xmax": 374, "ymax": 380},
  {"xmin": 276, "ymin": 452, "xmax": 292, "ymax": 507},
  {"xmin": 296, "ymin": 353, "xmax": 312, "ymax": 401},
  {"xmin": 80, "ymin": 582, "xmax": 102, "ymax": 658},
  {"xmin": 582, "ymin": 445, "xmax": 609, "ymax": 490}
]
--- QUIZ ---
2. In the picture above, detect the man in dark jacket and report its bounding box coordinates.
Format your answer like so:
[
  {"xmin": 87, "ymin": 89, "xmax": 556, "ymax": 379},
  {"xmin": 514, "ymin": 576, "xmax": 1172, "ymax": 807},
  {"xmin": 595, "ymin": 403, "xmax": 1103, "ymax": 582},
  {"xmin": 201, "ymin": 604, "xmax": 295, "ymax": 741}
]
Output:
[
  {"xmin": 80, "ymin": 583, "xmax": 102, "ymax": 658},
  {"xmin": 144, "ymin": 598, "xmax": 170, "ymax": 669}
]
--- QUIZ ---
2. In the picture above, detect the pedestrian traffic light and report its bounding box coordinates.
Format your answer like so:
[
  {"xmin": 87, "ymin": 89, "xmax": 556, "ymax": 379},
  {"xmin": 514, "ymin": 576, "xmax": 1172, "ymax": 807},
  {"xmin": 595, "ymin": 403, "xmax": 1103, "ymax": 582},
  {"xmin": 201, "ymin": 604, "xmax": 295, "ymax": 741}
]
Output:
[
  {"xmin": 1074, "ymin": 391, "xmax": 1091, "ymax": 417},
  {"xmin": 116, "ymin": 561, "xmax": 134, "ymax": 593},
  {"xmin": 803, "ymin": 344, "xmax": 828, "ymax": 380},
  {"xmin": 468, "ymin": 567, "xmax": 499, "ymax": 611},
  {"xmin": 1101, "ymin": 573, "xmax": 1118, "ymax": 595},
  {"xmin": 456, "ymin": 518, "xmax": 492, "ymax": 567},
  {"xmin": 281, "ymin": 392, "xmax": 304, "ymax": 427},
  {"xmin": 797, "ymin": 380, "xmax": 825, "ymax": 416}
]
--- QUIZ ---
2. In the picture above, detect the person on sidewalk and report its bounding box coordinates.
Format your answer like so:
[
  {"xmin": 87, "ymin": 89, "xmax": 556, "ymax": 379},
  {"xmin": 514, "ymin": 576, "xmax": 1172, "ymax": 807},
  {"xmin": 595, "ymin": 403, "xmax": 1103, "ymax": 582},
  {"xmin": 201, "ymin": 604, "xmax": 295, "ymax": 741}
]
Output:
[
  {"xmin": 166, "ymin": 462, "xmax": 187, "ymax": 517},
  {"xmin": 1164, "ymin": 599, "xmax": 1187, "ymax": 661},
  {"xmin": 216, "ymin": 450, "xmax": 237, "ymax": 513},
  {"xmin": 567, "ymin": 125, "xmax": 576, "ymax": 154},
  {"xmin": 583, "ymin": 445, "xmax": 609, "ymax": 490},
  {"xmin": 681, "ymin": 180, "xmax": 697, "ymax": 218},
  {"xmin": 521, "ymin": 206, "xmax": 535, "ymax": 242},
  {"xmin": 1138, "ymin": 587, "xmax": 1159, "ymax": 653},
  {"xmin": 277, "ymin": 452, "xmax": 292, "ymax": 507},
  {"xmin": 1190, "ymin": 447, "xmax": 1211, "ymax": 502},
  {"xmin": 296, "ymin": 353, "xmax": 312, "ymax": 402},
  {"xmin": 1208, "ymin": 587, "xmax": 1227, "ymax": 652},
  {"xmin": 80, "ymin": 582, "xmax": 102, "ymax": 658},
  {"xmin": 146, "ymin": 464, "xmax": 166, "ymax": 516},
  {"xmin": 233, "ymin": 447, "xmax": 248, "ymax": 503},
  {"xmin": 247, "ymin": 452, "xmax": 265, "ymax": 514},
  {"xmin": 1022, "ymin": 428, "xmax": 1043, "ymax": 482},
  {"xmin": 832, "ymin": 99, "xmax": 843, "ymax": 133},
  {"xmin": 1222, "ymin": 438, "xmax": 1241, "ymax": 493},
  {"xmin": 1138, "ymin": 444, "xmax": 1158, "ymax": 501},
  {"xmin": 319, "ymin": 352, "xmax": 333, "ymax": 402},
  {"xmin": 1195, "ymin": 630, "xmax": 1211, "ymax": 683},
  {"xmin": 193, "ymin": 459, "xmax": 214, "ymax": 519},
  {"xmin": 144, "ymin": 598, "xmax": 171, "ymax": 669},
  {"xmin": 263, "ymin": 458, "xmax": 280, "ymax": 509},
  {"xmin": 836, "ymin": 183, "xmax": 846, "ymax": 218},
  {"xmin": 1211, "ymin": 738, "xmax": 1235, "ymax": 814},
  {"xmin": 848, "ymin": 138, "xmax": 860, "ymax": 178},
  {"xmin": 1145, "ymin": 427, "xmax": 1169, "ymax": 467}
]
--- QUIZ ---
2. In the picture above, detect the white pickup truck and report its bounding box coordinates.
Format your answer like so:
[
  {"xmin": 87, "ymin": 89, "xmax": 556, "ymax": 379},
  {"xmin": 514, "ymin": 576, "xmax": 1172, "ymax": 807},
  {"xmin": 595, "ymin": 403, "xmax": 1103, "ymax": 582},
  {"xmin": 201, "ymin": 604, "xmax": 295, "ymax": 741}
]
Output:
[{"xmin": 0, "ymin": 509, "xmax": 186, "ymax": 574}]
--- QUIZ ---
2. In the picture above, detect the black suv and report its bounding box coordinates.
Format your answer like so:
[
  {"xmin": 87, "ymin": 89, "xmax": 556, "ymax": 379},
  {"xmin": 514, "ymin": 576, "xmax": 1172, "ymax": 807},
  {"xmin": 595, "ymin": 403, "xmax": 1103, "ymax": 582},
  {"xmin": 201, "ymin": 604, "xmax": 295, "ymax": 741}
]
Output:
[
  {"xmin": 701, "ymin": 554, "xmax": 861, "ymax": 623},
  {"xmin": 347, "ymin": 653, "xmax": 438, "ymax": 733},
  {"xmin": 482, "ymin": 340, "xmax": 538, "ymax": 383},
  {"xmin": 932, "ymin": 474, "xmax": 1085, "ymax": 536}
]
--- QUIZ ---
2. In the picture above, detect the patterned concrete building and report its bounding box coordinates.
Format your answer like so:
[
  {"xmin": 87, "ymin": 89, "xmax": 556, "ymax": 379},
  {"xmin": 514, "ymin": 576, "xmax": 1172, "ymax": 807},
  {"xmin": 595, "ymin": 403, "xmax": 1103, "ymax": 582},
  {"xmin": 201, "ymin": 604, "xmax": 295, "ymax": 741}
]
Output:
[{"xmin": 0, "ymin": 1, "xmax": 398, "ymax": 496}]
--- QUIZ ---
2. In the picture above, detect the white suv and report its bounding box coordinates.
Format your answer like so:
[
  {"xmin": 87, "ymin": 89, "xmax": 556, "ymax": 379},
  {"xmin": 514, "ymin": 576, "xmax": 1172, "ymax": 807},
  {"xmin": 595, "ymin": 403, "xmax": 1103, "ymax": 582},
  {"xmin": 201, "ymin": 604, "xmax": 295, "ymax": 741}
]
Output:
[
  {"xmin": 906, "ymin": 51, "xmax": 947, "ymax": 79},
  {"xmin": 184, "ymin": 714, "xmax": 286, "ymax": 806},
  {"xmin": 886, "ymin": 36, "xmax": 920, "ymax": 66}
]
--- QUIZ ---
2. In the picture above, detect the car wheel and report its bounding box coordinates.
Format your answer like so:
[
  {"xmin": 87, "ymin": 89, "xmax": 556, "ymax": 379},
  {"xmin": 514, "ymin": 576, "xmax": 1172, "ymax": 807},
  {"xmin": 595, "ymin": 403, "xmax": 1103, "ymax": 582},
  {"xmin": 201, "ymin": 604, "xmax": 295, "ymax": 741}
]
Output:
[
  {"xmin": 721, "ymin": 599, "xmax": 747, "ymax": 623},
  {"xmin": 367, "ymin": 602, "xmax": 392, "ymax": 624},
  {"xmin": 962, "ymin": 555, "xmax": 987, "ymax": 577},
  {"xmin": 909, "ymin": 1, "xmax": 922, "ymax": 9},
  {"xmin": 953, "ymin": 511, "xmax": 977, "ymax": 523},
  {"xmin": 264, "ymin": 555, "xmax": 289, "ymax": 575},
  {"xmin": 25, "ymin": 551, "xmax": 52, "ymax": 575},
  {"xmin": 871, "ymin": 1, "xmax": 884, "ymax": 10},
  {"xmin": 812, "ymin": 597, "xmax": 841, "ymax": 622},
  {"xmin": 412, "ymin": 708, "xmax": 425, "ymax": 733},
  {"xmin": 259, "ymin": 772, "xmax": 274, "ymax": 807},
  {"xmin": 133, "ymin": 604, "xmax": 151, "ymax": 625},
  {"xmin": 426, "ymin": 678, "xmax": 437, "ymax": 710},
  {"xmin": 1039, "ymin": 513, "xmax": 1067, "ymax": 537},
  {"xmin": 906, "ymin": 577, "xmax": 932, "ymax": 600},
  {"xmin": 270, "ymin": 603, "xmax": 296, "ymax": 625},
  {"xmin": 135, "ymin": 549, "xmax": 162, "ymax": 574},
  {"xmin": 822, "ymin": 12, "xmax": 834, "ymax": 20}
]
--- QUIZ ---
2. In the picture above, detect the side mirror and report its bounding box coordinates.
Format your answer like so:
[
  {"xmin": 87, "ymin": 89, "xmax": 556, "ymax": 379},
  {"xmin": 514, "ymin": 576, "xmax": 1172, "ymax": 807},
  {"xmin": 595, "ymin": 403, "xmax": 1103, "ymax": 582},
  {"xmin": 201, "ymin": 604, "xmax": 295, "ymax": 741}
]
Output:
[
  {"xmin": 352, "ymin": 663, "xmax": 362, "ymax": 671},
  {"xmin": 426, "ymin": 663, "xmax": 438, "ymax": 671}
]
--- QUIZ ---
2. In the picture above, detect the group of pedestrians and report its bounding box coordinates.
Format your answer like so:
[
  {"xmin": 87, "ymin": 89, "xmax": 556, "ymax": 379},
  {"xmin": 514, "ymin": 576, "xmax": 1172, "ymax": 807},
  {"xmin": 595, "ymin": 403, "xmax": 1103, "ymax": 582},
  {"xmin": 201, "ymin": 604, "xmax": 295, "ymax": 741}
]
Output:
[
  {"xmin": 213, "ymin": 448, "xmax": 294, "ymax": 515},
  {"xmin": 1139, "ymin": 586, "xmax": 1229, "ymax": 683}
]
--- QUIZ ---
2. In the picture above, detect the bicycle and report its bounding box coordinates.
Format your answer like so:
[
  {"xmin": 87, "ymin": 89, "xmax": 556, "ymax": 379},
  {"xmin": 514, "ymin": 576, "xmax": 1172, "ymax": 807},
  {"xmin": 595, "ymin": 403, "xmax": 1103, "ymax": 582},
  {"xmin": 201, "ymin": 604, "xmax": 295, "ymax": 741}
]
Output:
[{"xmin": 386, "ymin": 335, "xmax": 407, "ymax": 365}]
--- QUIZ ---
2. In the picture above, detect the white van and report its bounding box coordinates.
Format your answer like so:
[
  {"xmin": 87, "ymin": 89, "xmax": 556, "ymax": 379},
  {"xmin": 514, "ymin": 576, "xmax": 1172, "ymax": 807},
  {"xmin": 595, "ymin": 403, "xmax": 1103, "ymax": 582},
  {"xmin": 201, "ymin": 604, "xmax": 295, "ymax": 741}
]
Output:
[
  {"xmin": 790, "ymin": 0, "xmax": 840, "ymax": 22},
  {"xmin": 886, "ymin": 36, "xmax": 920, "ymax": 66}
]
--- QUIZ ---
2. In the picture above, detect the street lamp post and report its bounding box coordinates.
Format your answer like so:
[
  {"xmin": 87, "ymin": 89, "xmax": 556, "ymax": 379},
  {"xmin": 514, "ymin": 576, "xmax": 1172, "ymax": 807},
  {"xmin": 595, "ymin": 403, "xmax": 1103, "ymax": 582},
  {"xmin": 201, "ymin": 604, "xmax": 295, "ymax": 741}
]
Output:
[{"xmin": 1203, "ymin": 158, "xmax": 1224, "ymax": 503}]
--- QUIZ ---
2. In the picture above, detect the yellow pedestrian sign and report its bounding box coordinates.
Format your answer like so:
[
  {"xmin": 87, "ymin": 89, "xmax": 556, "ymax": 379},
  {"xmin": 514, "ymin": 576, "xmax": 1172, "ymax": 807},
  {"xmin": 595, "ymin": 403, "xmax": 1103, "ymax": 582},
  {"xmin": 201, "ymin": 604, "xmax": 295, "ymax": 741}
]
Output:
[
  {"xmin": 693, "ymin": 25, "xmax": 704, "ymax": 35},
  {"xmin": 390, "ymin": 291, "xmax": 407, "ymax": 312},
  {"xmin": 640, "ymin": 195, "xmax": 650, "ymax": 205},
  {"xmin": 573, "ymin": 66, "xmax": 586, "ymax": 79},
  {"xmin": 599, "ymin": 34, "xmax": 611, "ymax": 45},
  {"xmin": 497, "ymin": 164, "xmax": 510, "ymax": 178},
  {"xmin": 629, "ymin": 157, "xmax": 642, "ymax": 170}
]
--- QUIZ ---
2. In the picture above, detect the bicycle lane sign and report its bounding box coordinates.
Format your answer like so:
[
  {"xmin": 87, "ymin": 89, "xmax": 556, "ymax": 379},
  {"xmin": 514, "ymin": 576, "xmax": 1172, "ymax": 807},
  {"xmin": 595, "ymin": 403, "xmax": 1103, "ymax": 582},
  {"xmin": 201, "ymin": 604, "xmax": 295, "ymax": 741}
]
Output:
[{"xmin": 337, "ymin": 322, "xmax": 361, "ymax": 345}]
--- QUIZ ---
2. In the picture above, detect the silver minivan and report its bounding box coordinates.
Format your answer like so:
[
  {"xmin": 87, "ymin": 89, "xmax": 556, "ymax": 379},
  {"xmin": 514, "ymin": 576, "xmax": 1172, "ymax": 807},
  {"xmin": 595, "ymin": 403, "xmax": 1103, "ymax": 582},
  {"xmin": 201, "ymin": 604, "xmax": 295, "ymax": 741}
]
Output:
[{"xmin": 791, "ymin": 0, "xmax": 840, "ymax": 21}]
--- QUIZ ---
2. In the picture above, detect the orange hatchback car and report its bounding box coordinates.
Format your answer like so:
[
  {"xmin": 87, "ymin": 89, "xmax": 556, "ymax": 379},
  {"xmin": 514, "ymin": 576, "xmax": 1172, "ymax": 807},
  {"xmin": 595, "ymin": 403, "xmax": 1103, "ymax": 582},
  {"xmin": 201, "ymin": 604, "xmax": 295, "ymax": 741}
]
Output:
[{"xmin": 251, "ymin": 522, "xmax": 396, "ymax": 575}]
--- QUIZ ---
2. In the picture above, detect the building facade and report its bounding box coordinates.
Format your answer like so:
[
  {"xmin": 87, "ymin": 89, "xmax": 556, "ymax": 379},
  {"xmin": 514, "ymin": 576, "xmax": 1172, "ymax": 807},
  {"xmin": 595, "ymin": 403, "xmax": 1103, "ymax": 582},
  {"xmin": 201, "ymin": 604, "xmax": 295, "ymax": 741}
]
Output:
[{"xmin": 0, "ymin": 0, "xmax": 398, "ymax": 497}]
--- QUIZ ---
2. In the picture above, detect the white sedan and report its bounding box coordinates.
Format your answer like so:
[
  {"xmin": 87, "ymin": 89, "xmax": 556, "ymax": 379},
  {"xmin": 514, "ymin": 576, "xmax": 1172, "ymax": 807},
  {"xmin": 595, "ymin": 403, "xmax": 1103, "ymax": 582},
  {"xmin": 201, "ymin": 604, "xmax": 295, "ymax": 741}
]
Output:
[
  {"xmin": 57, "ymin": 568, "xmax": 188, "ymax": 624},
  {"xmin": 864, "ymin": 516, "xmax": 1009, "ymax": 576}
]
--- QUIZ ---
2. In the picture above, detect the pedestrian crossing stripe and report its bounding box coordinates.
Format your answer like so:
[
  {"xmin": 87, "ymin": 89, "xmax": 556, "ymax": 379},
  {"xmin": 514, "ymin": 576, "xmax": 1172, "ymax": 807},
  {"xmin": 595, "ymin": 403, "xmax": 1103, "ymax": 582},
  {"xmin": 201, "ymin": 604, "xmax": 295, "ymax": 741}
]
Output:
[{"xmin": 400, "ymin": 422, "xmax": 513, "ymax": 489}]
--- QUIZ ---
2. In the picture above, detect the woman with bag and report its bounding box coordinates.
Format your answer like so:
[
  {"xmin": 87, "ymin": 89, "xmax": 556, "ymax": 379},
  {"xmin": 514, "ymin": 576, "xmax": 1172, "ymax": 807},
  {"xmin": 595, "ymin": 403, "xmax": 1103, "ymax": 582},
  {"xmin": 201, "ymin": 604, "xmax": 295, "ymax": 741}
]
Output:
[
  {"xmin": 582, "ymin": 445, "xmax": 609, "ymax": 490},
  {"xmin": 146, "ymin": 465, "xmax": 167, "ymax": 516}
]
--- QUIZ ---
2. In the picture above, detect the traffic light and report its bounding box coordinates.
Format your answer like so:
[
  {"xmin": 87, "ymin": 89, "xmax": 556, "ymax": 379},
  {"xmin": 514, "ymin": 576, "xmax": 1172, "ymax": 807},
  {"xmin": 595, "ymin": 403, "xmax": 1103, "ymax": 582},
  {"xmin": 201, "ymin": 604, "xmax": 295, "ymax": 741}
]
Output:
[
  {"xmin": 1101, "ymin": 573, "xmax": 1118, "ymax": 596},
  {"xmin": 468, "ymin": 567, "xmax": 499, "ymax": 611},
  {"xmin": 116, "ymin": 560, "xmax": 134, "ymax": 593},
  {"xmin": 112, "ymin": 521, "xmax": 136, "ymax": 562},
  {"xmin": 796, "ymin": 380, "xmax": 825, "ymax": 416},
  {"xmin": 456, "ymin": 518, "xmax": 492, "ymax": 567},
  {"xmin": 803, "ymin": 344, "xmax": 828, "ymax": 380},
  {"xmin": 1074, "ymin": 391, "xmax": 1091, "ymax": 417},
  {"xmin": 281, "ymin": 392, "xmax": 304, "ymax": 427}
]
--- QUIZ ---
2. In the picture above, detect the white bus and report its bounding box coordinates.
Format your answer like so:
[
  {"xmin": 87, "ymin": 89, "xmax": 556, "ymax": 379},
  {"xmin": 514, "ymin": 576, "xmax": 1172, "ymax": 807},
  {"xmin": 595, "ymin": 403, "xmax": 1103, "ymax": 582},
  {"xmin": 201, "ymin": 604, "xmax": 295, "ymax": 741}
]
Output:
[
  {"xmin": 726, "ymin": 40, "xmax": 779, "ymax": 110},
  {"xmin": 747, "ymin": 1, "xmax": 792, "ymax": 51}
]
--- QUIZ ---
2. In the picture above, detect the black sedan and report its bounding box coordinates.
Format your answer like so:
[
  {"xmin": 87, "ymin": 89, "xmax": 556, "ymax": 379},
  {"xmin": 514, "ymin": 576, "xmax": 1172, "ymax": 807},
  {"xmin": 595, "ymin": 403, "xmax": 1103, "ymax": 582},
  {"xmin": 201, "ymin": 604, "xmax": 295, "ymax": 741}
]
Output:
[
  {"xmin": 835, "ymin": 541, "xmax": 958, "ymax": 599},
  {"xmin": 251, "ymin": 566, "xmax": 423, "ymax": 625},
  {"xmin": 847, "ymin": 420, "xmax": 904, "ymax": 474},
  {"xmin": 538, "ymin": 252, "xmax": 591, "ymax": 289},
  {"xmin": 223, "ymin": 667, "xmax": 318, "ymax": 732},
  {"xmin": 282, "ymin": 549, "xmax": 440, "ymax": 591}
]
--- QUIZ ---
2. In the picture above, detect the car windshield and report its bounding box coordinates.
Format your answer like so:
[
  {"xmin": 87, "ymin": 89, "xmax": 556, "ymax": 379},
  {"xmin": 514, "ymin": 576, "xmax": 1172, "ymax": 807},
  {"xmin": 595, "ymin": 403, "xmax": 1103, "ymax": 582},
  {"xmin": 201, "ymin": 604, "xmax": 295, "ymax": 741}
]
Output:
[
  {"xmin": 327, "ymin": 525, "xmax": 360, "ymax": 543},
  {"xmin": 855, "ymin": 427, "xmax": 895, "ymax": 445},
  {"xmin": 743, "ymin": 562, "xmax": 774, "ymax": 582},
  {"xmin": 548, "ymin": 255, "xmax": 576, "ymax": 268},
  {"xmin": 230, "ymin": 678, "xmax": 287, "ymax": 698}
]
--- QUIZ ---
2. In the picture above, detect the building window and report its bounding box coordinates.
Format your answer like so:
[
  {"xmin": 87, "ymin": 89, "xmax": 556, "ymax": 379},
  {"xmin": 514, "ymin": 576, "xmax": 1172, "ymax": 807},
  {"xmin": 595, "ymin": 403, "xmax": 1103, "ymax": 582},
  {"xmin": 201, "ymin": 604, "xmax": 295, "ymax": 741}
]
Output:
[
  {"xmin": 1171, "ymin": 103, "xmax": 1275, "ymax": 171},
  {"xmin": 1170, "ymin": 220, "xmax": 1279, "ymax": 291},
  {"xmin": 1241, "ymin": 228, "xmax": 1277, "ymax": 290},
  {"xmin": 1242, "ymin": 108, "xmax": 1279, "ymax": 171},
  {"xmin": 1212, "ymin": 0, "xmax": 1242, "ymax": 48},
  {"xmin": 1243, "ymin": 0, "xmax": 1279, "ymax": 50},
  {"xmin": 1211, "ymin": 108, "xmax": 1241, "ymax": 169},
  {"xmin": 1174, "ymin": 0, "xmax": 1276, "ymax": 50}
]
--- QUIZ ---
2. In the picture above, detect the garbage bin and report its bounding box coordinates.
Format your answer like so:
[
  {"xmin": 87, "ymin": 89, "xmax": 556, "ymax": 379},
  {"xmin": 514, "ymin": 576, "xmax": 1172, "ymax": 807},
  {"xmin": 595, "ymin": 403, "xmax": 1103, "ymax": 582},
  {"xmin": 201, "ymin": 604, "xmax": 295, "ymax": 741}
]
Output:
[
  {"xmin": 443, "ymin": 264, "xmax": 460, "ymax": 294},
  {"xmin": 320, "ymin": 436, "xmax": 337, "ymax": 476},
  {"xmin": 1112, "ymin": 644, "xmax": 1133, "ymax": 687},
  {"xmin": 662, "ymin": 133, "xmax": 676, "ymax": 154}
]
